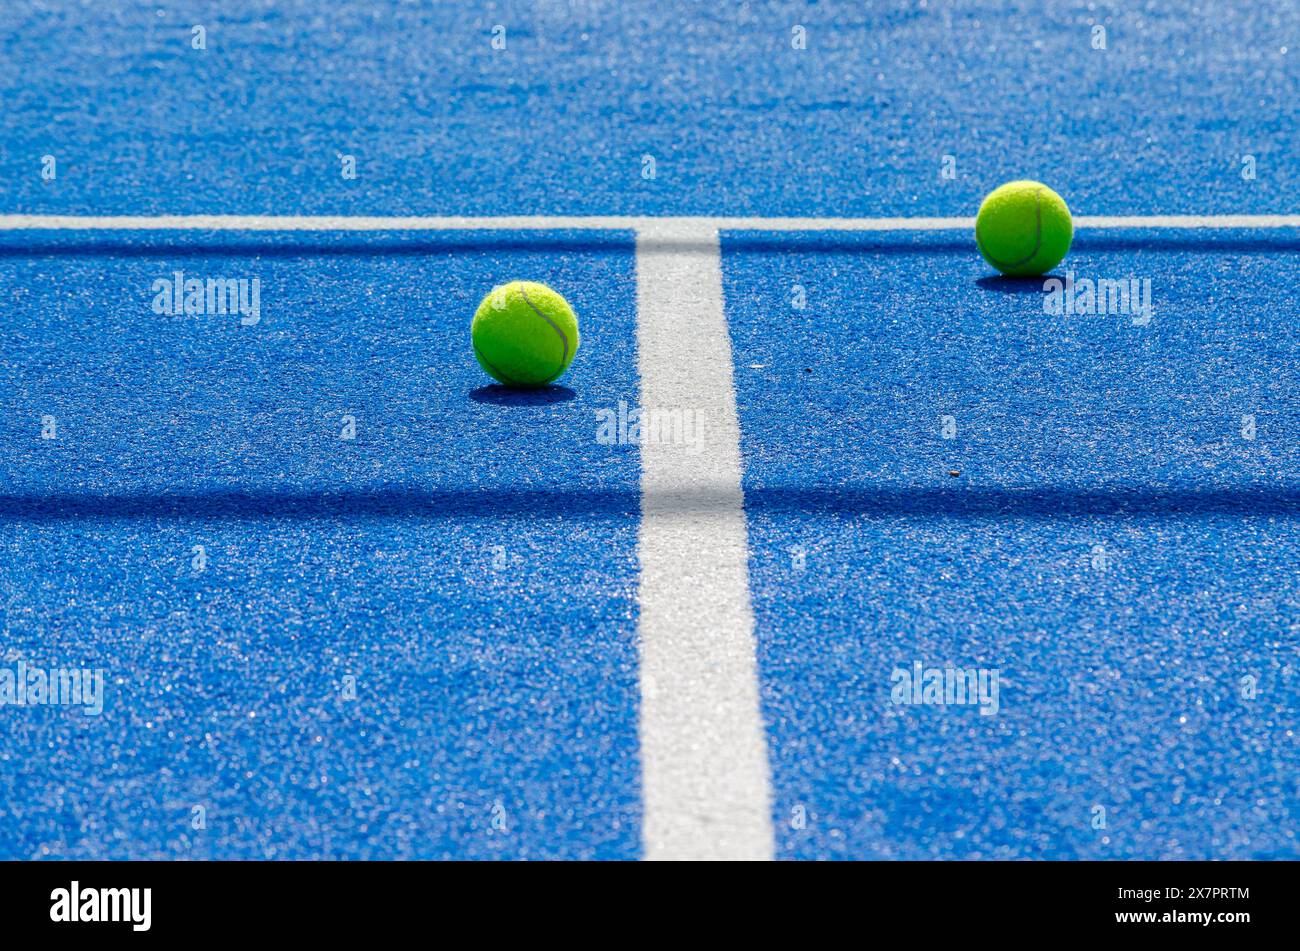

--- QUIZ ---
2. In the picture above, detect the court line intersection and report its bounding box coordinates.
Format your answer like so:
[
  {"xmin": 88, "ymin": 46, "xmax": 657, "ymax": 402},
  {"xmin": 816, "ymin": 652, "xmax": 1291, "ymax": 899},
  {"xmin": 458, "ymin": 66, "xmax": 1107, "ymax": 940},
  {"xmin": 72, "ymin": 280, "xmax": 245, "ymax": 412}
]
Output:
[{"xmin": 4, "ymin": 210, "xmax": 1295, "ymax": 858}]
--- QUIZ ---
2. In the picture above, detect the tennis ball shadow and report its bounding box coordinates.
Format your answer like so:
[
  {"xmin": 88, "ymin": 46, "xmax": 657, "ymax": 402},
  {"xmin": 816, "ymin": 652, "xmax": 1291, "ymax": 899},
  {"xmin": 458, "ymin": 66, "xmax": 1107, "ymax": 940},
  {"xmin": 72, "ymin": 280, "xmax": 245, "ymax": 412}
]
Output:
[
  {"xmin": 470, "ymin": 384, "xmax": 577, "ymax": 406},
  {"xmin": 976, "ymin": 275, "xmax": 1054, "ymax": 295}
]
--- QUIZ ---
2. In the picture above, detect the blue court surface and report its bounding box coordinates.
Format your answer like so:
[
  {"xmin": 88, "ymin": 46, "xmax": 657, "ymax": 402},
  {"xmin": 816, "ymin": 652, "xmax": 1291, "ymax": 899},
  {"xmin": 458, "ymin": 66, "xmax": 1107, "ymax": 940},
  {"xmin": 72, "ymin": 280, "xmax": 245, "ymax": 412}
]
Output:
[{"xmin": 1, "ymin": 2, "xmax": 1297, "ymax": 861}]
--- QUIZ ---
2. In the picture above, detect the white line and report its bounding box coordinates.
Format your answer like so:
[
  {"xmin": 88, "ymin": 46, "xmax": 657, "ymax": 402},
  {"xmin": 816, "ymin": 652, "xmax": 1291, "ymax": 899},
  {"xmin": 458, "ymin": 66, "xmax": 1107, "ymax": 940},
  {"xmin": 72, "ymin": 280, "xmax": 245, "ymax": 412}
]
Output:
[
  {"xmin": 1074, "ymin": 215, "xmax": 1300, "ymax": 229},
  {"xmin": 2, "ymin": 213, "xmax": 1299, "ymax": 232},
  {"xmin": 635, "ymin": 221, "xmax": 773, "ymax": 861}
]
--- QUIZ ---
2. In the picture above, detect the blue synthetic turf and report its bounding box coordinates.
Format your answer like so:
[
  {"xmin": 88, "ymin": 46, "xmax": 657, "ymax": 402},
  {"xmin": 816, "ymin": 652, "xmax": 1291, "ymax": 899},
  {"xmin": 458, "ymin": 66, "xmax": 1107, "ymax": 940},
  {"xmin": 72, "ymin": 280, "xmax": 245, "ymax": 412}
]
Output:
[
  {"xmin": 1, "ymin": 2, "xmax": 1296, "ymax": 217},
  {"xmin": 2, "ymin": 1, "xmax": 1298, "ymax": 860},
  {"xmin": 0, "ymin": 231, "xmax": 642, "ymax": 858},
  {"xmin": 724, "ymin": 229, "xmax": 1300, "ymax": 859}
]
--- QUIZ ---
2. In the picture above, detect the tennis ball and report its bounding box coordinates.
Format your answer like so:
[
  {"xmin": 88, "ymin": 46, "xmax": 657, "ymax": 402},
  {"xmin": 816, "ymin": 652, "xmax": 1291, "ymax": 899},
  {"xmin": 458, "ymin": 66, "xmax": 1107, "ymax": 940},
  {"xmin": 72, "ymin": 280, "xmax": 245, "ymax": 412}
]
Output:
[
  {"xmin": 471, "ymin": 281, "xmax": 580, "ymax": 387},
  {"xmin": 975, "ymin": 180, "xmax": 1073, "ymax": 276}
]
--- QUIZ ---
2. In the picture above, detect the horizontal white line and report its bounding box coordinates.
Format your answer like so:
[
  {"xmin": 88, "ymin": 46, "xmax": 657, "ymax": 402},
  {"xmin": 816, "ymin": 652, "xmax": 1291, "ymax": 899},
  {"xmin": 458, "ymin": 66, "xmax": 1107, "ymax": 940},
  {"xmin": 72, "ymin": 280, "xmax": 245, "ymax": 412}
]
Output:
[
  {"xmin": 1075, "ymin": 214, "xmax": 1300, "ymax": 229},
  {"xmin": 0, "ymin": 213, "xmax": 1298, "ymax": 232}
]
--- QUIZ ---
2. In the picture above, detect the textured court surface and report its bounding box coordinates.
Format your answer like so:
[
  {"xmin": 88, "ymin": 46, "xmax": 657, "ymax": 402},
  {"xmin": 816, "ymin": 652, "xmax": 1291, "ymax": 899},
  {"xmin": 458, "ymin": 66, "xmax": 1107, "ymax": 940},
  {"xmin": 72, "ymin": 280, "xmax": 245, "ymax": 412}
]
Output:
[
  {"xmin": 3, "ymin": 2, "xmax": 1297, "ymax": 216},
  {"xmin": 725, "ymin": 230, "xmax": 1299, "ymax": 859},
  {"xmin": 0, "ymin": 231, "xmax": 643, "ymax": 859},
  {"xmin": 1, "ymin": 1, "xmax": 1297, "ymax": 860}
]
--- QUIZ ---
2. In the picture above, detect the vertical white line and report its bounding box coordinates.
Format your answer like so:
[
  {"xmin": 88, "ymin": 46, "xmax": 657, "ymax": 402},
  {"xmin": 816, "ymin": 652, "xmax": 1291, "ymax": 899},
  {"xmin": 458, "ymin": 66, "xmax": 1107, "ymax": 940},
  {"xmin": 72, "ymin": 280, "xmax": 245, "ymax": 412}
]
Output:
[{"xmin": 635, "ymin": 222, "xmax": 774, "ymax": 861}]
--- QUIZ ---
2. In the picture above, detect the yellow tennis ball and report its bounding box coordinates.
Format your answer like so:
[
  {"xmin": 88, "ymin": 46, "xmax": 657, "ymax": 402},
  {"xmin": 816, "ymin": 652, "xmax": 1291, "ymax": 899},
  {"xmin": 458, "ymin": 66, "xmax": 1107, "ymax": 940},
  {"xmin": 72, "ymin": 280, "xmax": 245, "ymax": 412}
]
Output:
[
  {"xmin": 975, "ymin": 180, "xmax": 1073, "ymax": 276},
  {"xmin": 471, "ymin": 281, "xmax": 580, "ymax": 387}
]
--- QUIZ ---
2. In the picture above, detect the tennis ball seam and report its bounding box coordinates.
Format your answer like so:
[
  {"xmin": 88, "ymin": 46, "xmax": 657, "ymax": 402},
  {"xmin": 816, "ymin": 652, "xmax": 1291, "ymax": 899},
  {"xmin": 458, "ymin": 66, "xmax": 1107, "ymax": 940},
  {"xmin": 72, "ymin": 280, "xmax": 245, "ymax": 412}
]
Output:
[
  {"xmin": 978, "ymin": 186, "xmax": 1044, "ymax": 270},
  {"xmin": 518, "ymin": 283, "xmax": 571, "ymax": 363},
  {"xmin": 516, "ymin": 282, "xmax": 571, "ymax": 384}
]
